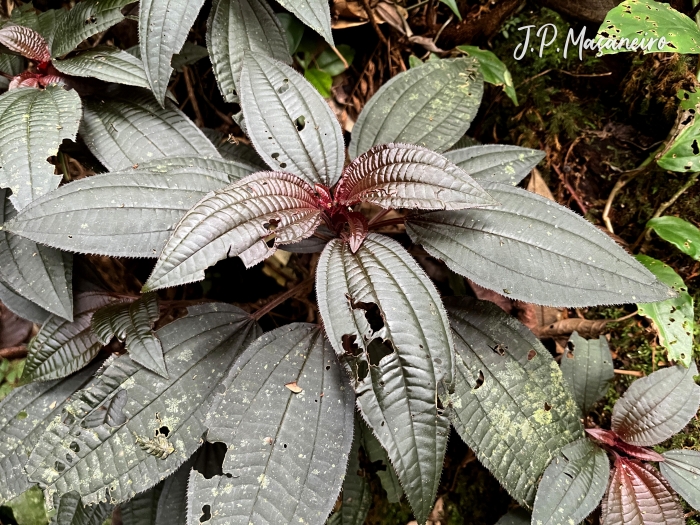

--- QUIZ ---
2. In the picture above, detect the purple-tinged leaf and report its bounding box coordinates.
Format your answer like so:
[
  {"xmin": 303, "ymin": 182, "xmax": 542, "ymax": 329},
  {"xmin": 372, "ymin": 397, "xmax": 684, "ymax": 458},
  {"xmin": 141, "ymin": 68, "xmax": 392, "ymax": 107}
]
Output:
[
  {"xmin": 660, "ymin": 449, "xmax": 700, "ymax": 511},
  {"xmin": 334, "ymin": 143, "xmax": 497, "ymax": 211},
  {"xmin": 143, "ymin": 171, "xmax": 322, "ymax": 291},
  {"xmin": 611, "ymin": 362, "xmax": 700, "ymax": 446},
  {"xmin": 601, "ymin": 458, "xmax": 684, "ymax": 525},
  {"xmin": 0, "ymin": 25, "xmax": 50, "ymax": 63},
  {"xmin": 586, "ymin": 429, "xmax": 665, "ymax": 462}
]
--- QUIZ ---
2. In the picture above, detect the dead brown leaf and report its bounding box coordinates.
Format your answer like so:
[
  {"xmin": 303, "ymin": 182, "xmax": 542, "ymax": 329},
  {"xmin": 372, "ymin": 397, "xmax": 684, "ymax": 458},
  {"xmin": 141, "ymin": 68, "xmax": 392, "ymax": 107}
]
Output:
[{"xmin": 285, "ymin": 381, "xmax": 303, "ymax": 394}]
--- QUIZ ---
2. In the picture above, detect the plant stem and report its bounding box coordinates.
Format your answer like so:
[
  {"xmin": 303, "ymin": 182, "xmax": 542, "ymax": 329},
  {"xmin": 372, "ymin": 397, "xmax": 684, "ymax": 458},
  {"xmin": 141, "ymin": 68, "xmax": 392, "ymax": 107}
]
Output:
[
  {"xmin": 0, "ymin": 345, "xmax": 27, "ymax": 360},
  {"xmin": 368, "ymin": 217, "xmax": 406, "ymax": 230},
  {"xmin": 58, "ymin": 151, "xmax": 71, "ymax": 182},
  {"xmin": 252, "ymin": 277, "xmax": 314, "ymax": 321}
]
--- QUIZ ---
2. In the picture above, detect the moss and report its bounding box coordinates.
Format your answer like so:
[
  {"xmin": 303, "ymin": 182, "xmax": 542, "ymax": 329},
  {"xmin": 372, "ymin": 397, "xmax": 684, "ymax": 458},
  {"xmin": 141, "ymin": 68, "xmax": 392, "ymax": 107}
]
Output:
[{"xmin": 0, "ymin": 487, "xmax": 48, "ymax": 525}]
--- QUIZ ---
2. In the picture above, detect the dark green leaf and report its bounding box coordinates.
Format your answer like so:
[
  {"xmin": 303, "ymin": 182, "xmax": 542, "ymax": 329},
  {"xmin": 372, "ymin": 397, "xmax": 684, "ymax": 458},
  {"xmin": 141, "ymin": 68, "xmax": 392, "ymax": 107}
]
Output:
[
  {"xmin": 0, "ymin": 190, "xmax": 73, "ymax": 321},
  {"xmin": 92, "ymin": 293, "xmax": 166, "ymax": 378},
  {"xmin": 143, "ymin": 172, "xmax": 322, "ymax": 291},
  {"xmin": 560, "ymin": 332, "xmax": 614, "ymax": 414},
  {"xmin": 304, "ymin": 67, "xmax": 332, "ymax": 98},
  {"xmin": 170, "ymin": 43, "xmax": 209, "ymax": 72},
  {"xmin": 26, "ymin": 303, "xmax": 260, "ymax": 506},
  {"xmin": 316, "ymin": 233, "xmax": 452, "ymax": 524},
  {"xmin": 660, "ymin": 449, "xmax": 700, "ymax": 511},
  {"xmin": 647, "ymin": 216, "xmax": 700, "ymax": 261},
  {"xmin": 316, "ymin": 44, "xmax": 354, "ymax": 76},
  {"xmin": 51, "ymin": 491, "xmax": 112, "ymax": 525},
  {"xmin": 443, "ymin": 296, "xmax": 584, "ymax": 506},
  {"xmin": 657, "ymin": 90, "xmax": 700, "ymax": 172},
  {"xmin": 277, "ymin": 13, "xmax": 305, "ymax": 54},
  {"xmin": 611, "ymin": 362, "xmax": 700, "ymax": 446},
  {"xmin": 139, "ymin": 0, "xmax": 205, "ymax": 104},
  {"xmin": 335, "ymin": 143, "xmax": 496, "ymax": 210},
  {"xmin": 275, "ymin": 0, "xmax": 333, "ymax": 45},
  {"xmin": 636, "ymin": 255, "xmax": 693, "ymax": 366},
  {"xmin": 0, "ymin": 362, "xmax": 98, "ymax": 503},
  {"xmin": 53, "ymin": 46, "xmax": 149, "ymax": 88},
  {"xmin": 80, "ymin": 93, "xmax": 220, "ymax": 172},
  {"xmin": 120, "ymin": 484, "xmax": 162, "ymax": 525},
  {"xmin": 0, "ymin": 85, "xmax": 82, "ymax": 211},
  {"xmin": 358, "ymin": 417, "xmax": 402, "ymax": 503},
  {"xmin": 457, "ymin": 46, "xmax": 517, "ymax": 104},
  {"xmin": 532, "ymin": 439, "xmax": 610, "ymax": 525},
  {"xmin": 443, "ymin": 145, "xmax": 544, "ymax": 186},
  {"xmin": 81, "ymin": 389, "xmax": 128, "ymax": 429},
  {"xmin": 188, "ymin": 323, "xmax": 354, "ymax": 525},
  {"xmin": 0, "ymin": 278, "xmax": 50, "ymax": 325},
  {"xmin": 239, "ymin": 53, "xmax": 346, "ymax": 187},
  {"xmin": 349, "ymin": 58, "xmax": 483, "ymax": 159},
  {"xmin": 51, "ymin": 0, "xmax": 137, "ymax": 58},
  {"xmin": 406, "ymin": 182, "xmax": 674, "ymax": 307},
  {"xmin": 6, "ymin": 167, "xmax": 230, "ymax": 258},
  {"xmin": 206, "ymin": 0, "xmax": 291, "ymax": 103},
  {"xmin": 438, "ymin": 0, "xmax": 461, "ymax": 19},
  {"xmin": 23, "ymin": 292, "xmax": 123, "ymax": 382}
]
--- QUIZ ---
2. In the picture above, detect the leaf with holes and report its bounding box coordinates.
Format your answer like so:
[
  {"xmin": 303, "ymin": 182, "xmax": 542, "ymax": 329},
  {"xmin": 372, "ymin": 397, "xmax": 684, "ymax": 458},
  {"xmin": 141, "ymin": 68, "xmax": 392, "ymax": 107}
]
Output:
[
  {"xmin": 636, "ymin": 255, "xmax": 694, "ymax": 366},
  {"xmin": 0, "ymin": 25, "xmax": 50, "ymax": 63},
  {"xmin": 443, "ymin": 296, "xmax": 584, "ymax": 506},
  {"xmin": 457, "ymin": 46, "xmax": 517, "ymax": 104},
  {"xmin": 560, "ymin": 332, "xmax": 615, "ymax": 414},
  {"xmin": 406, "ymin": 182, "xmax": 674, "ymax": 307},
  {"xmin": 6, "ymin": 167, "xmax": 230, "ymax": 259},
  {"xmin": 657, "ymin": 90, "xmax": 700, "ymax": 172},
  {"xmin": 601, "ymin": 458, "xmax": 684, "ymax": 525},
  {"xmin": 51, "ymin": 0, "xmax": 137, "ymax": 58},
  {"xmin": 207, "ymin": 0, "xmax": 291, "ymax": 103},
  {"xmin": 660, "ymin": 449, "xmax": 700, "ymax": 511},
  {"xmin": 328, "ymin": 416, "xmax": 372, "ymax": 525},
  {"xmin": 187, "ymin": 323, "xmax": 354, "ymax": 525},
  {"xmin": 0, "ymin": 190, "xmax": 73, "ymax": 321},
  {"xmin": 274, "ymin": 0, "xmax": 333, "ymax": 45},
  {"xmin": 596, "ymin": 0, "xmax": 700, "ymax": 55},
  {"xmin": 0, "ymin": 278, "xmax": 50, "ymax": 325},
  {"xmin": 92, "ymin": 293, "xmax": 166, "ymax": 378},
  {"xmin": 316, "ymin": 233, "xmax": 453, "ymax": 524},
  {"xmin": 139, "ymin": 0, "xmax": 205, "ymax": 104},
  {"xmin": 80, "ymin": 93, "xmax": 220, "ymax": 172},
  {"xmin": 22, "ymin": 292, "xmax": 124, "ymax": 382},
  {"xmin": 53, "ymin": 46, "xmax": 149, "ymax": 89},
  {"xmin": 239, "ymin": 54, "xmax": 345, "ymax": 187},
  {"xmin": 443, "ymin": 145, "xmax": 544, "ymax": 186},
  {"xmin": 51, "ymin": 491, "xmax": 113, "ymax": 525},
  {"xmin": 0, "ymin": 85, "xmax": 82, "ymax": 211},
  {"xmin": 0, "ymin": 362, "xmax": 98, "ymax": 504},
  {"xmin": 25, "ymin": 303, "xmax": 260, "ymax": 506},
  {"xmin": 648, "ymin": 216, "xmax": 700, "ymax": 261},
  {"xmin": 334, "ymin": 143, "xmax": 496, "ymax": 210},
  {"xmin": 358, "ymin": 416, "xmax": 403, "ymax": 503},
  {"xmin": 349, "ymin": 58, "xmax": 483, "ymax": 159},
  {"xmin": 143, "ymin": 171, "xmax": 322, "ymax": 291},
  {"xmin": 532, "ymin": 439, "xmax": 610, "ymax": 525},
  {"xmin": 611, "ymin": 361, "xmax": 700, "ymax": 446}
]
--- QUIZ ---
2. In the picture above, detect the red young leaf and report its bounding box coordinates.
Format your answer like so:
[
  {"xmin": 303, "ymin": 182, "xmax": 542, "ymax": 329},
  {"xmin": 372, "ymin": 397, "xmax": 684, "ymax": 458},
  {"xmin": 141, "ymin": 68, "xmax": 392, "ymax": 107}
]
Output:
[
  {"xmin": 586, "ymin": 429, "xmax": 665, "ymax": 462},
  {"xmin": 586, "ymin": 428, "xmax": 618, "ymax": 447},
  {"xmin": 601, "ymin": 458, "xmax": 684, "ymax": 525},
  {"xmin": 0, "ymin": 25, "xmax": 51, "ymax": 64},
  {"xmin": 334, "ymin": 143, "xmax": 496, "ymax": 211},
  {"xmin": 341, "ymin": 210, "xmax": 368, "ymax": 253}
]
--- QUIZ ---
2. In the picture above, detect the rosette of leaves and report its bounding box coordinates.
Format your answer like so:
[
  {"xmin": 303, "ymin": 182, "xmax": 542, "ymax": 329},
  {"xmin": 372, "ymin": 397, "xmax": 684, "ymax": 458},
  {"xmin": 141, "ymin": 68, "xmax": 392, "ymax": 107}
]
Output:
[{"xmin": 1, "ymin": 46, "xmax": 677, "ymax": 525}]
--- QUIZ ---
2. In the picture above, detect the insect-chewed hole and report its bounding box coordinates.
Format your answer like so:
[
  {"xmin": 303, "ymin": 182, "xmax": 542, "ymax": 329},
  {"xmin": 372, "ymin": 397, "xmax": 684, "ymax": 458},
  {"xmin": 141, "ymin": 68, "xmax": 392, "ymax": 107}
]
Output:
[
  {"xmin": 368, "ymin": 338, "xmax": 395, "ymax": 366},
  {"xmin": 490, "ymin": 343, "xmax": 506, "ymax": 356},
  {"xmin": 325, "ymin": 365, "xmax": 331, "ymax": 370},
  {"xmin": 693, "ymin": 139, "xmax": 699, "ymax": 155},
  {"xmin": 347, "ymin": 296, "xmax": 384, "ymax": 334},
  {"xmin": 158, "ymin": 426, "xmax": 170, "ymax": 437},
  {"xmin": 295, "ymin": 115, "xmax": 306, "ymax": 131},
  {"xmin": 283, "ymin": 443, "xmax": 288, "ymax": 448},
  {"xmin": 277, "ymin": 78, "xmax": 290, "ymax": 94},
  {"xmin": 55, "ymin": 461, "xmax": 65, "ymax": 472},
  {"xmin": 16, "ymin": 411, "xmax": 27, "ymax": 420},
  {"xmin": 544, "ymin": 402, "xmax": 552, "ymax": 411},
  {"xmin": 200, "ymin": 505, "xmax": 211, "ymax": 523},
  {"xmin": 527, "ymin": 349, "xmax": 537, "ymax": 361},
  {"xmin": 342, "ymin": 334, "xmax": 362, "ymax": 356},
  {"xmin": 70, "ymin": 442, "xmax": 80, "ymax": 453},
  {"xmin": 192, "ymin": 442, "xmax": 227, "ymax": 479},
  {"xmin": 474, "ymin": 370, "xmax": 485, "ymax": 390}
]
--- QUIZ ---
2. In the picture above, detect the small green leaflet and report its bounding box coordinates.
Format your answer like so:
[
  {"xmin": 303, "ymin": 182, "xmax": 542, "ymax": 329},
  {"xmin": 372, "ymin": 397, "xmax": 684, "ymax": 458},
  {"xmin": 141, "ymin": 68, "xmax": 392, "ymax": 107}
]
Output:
[
  {"xmin": 457, "ymin": 46, "xmax": 517, "ymax": 104},
  {"xmin": 657, "ymin": 90, "xmax": 700, "ymax": 172},
  {"xmin": 636, "ymin": 255, "xmax": 693, "ymax": 367},
  {"xmin": 660, "ymin": 449, "xmax": 700, "ymax": 510},
  {"xmin": 560, "ymin": 331, "xmax": 614, "ymax": 414},
  {"xmin": 647, "ymin": 216, "xmax": 700, "ymax": 260}
]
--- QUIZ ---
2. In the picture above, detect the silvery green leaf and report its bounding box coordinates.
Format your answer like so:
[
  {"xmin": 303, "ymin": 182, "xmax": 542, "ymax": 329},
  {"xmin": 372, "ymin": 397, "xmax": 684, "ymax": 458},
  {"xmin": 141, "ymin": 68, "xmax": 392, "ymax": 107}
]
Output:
[
  {"xmin": 92, "ymin": 293, "xmax": 166, "ymax": 378},
  {"xmin": 443, "ymin": 145, "xmax": 545, "ymax": 185},
  {"xmin": 443, "ymin": 296, "xmax": 584, "ymax": 506},
  {"xmin": 316, "ymin": 233, "xmax": 452, "ymax": 524},
  {"xmin": 139, "ymin": 0, "xmax": 205, "ymax": 104},
  {"xmin": 0, "ymin": 278, "xmax": 50, "ymax": 325},
  {"xmin": 143, "ymin": 172, "xmax": 322, "ymax": 291},
  {"xmin": 495, "ymin": 509, "xmax": 531, "ymax": 525},
  {"xmin": 660, "ymin": 449, "xmax": 700, "ymax": 511},
  {"xmin": 274, "ymin": 0, "xmax": 333, "ymax": 45},
  {"xmin": 26, "ymin": 303, "xmax": 260, "ymax": 507},
  {"xmin": 532, "ymin": 439, "xmax": 610, "ymax": 525},
  {"xmin": 239, "ymin": 54, "xmax": 345, "ymax": 187},
  {"xmin": 0, "ymin": 190, "xmax": 73, "ymax": 321},
  {"xmin": 0, "ymin": 85, "xmax": 82, "ymax": 211},
  {"xmin": 0, "ymin": 362, "xmax": 98, "ymax": 503},
  {"xmin": 406, "ymin": 182, "xmax": 674, "ymax": 307},
  {"xmin": 136, "ymin": 156, "xmax": 256, "ymax": 182},
  {"xmin": 23, "ymin": 292, "xmax": 123, "ymax": 382},
  {"xmin": 51, "ymin": 491, "xmax": 112, "ymax": 525},
  {"xmin": 187, "ymin": 323, "xmax": 354, "ymax": 525},
  {"xmin": 201, "ymin": 129, "xmax": 267, "ymax": 170},
  {"xmin": 560, "ymin": 332, "xmax": 614, "ymax": 414},
  {"xmin": 335, "ymin": 143, "xmax": 496, "ymax": 210},
  {"xmin": 120, "ymin": 484, "xmax": 163, "ymax": 525},
  {"xmin": 51, "ymin": 0, "xmax": 137, "ymax": 58},
  {"xmin": 80, "ymin": 93, "xmax": 220, "ymax": 172},
  {"xmin": 206, "ymin": 0, "xmax": 291, "ymax": 102},
  {"xmin": 611, "ymin": 362, "xmax": 700, "ymax": 446},
  {"xmin": 358, "ymin": 417, "xmax": 402, "ymax": 504},
  {"xmin": 81, "ymin": 389, "xmax": 128, "ymax": 429},
  {"xmin": 7, "ymin": 168, "xmax": 230, "ymax": 258},
  {"xmin": 53, "ymin": 46, "xmax": 149, "ymax": 88},
  {"xmin": 349, "ymin": 58, "xmax": 483, "ymax": 159}
]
